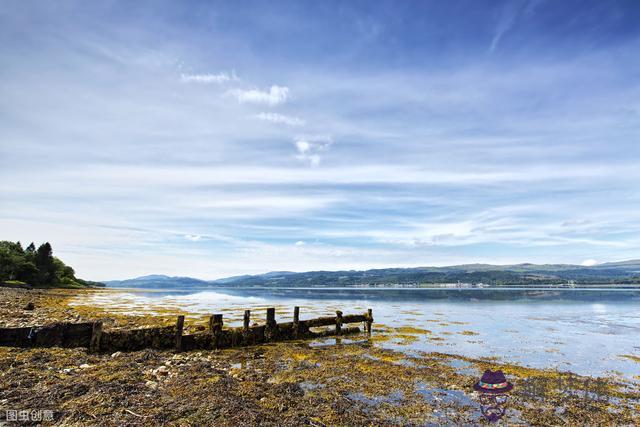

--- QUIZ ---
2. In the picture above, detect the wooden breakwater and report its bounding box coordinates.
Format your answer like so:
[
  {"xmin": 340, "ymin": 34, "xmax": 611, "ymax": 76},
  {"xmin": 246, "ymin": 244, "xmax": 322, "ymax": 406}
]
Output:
[{"xmin": 0, "ymin": 307, "xmax": 373, "ymax": 352}]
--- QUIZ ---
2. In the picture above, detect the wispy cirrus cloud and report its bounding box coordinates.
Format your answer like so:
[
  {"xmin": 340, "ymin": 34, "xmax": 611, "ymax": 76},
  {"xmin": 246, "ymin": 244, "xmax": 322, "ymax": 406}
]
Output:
[
  {"xmin": 490, "ymin": 0, "xmax": 543, "ymax": 52},
  {"xmin": 230, "ymin": 85, "xmax": 290, "ymax": 106},
  {"xmin": 180, "ymin": 71, "xmax": 239, "ymax": 84},
  {"xmin": 255, "ymin": 112, "xmax": 304, "ymax": 126}
]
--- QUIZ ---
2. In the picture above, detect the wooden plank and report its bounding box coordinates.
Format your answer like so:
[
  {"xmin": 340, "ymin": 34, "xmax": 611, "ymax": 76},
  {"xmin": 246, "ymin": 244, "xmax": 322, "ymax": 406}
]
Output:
[
  {"xmin": 36, "ymin": 323, "xmax": 93, "ymax": 348},
  {"xmin": 101, "ymin": 325, "xmax": 175, "ymax": 351},
  {"xmin": 0, "ymin": 323, "xmax": 93, "ymax": 348},
  {"xmin": 0, "ymin": 326, "xmax": 33, "ymax": 347}
]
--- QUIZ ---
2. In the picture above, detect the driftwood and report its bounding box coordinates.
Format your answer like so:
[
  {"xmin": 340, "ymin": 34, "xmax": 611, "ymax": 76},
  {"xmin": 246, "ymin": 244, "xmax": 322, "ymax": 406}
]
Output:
[{"xmin": 0, "ymin": 307, "xmax": 373, "ymax": 353}]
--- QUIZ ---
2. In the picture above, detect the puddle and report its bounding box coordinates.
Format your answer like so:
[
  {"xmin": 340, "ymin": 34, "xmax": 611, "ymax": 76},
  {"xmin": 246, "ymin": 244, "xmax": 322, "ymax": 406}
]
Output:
[
  {"xmin": 416, "ymin": 383, "xmax": 475, "ymax": 407},
  {"xmin": 445, "ymin": 358, "xmax": 481, "ymax": 377},
  {"xmin": 347, "ymin": 390, "xmax": 404, "ymax": 406}
]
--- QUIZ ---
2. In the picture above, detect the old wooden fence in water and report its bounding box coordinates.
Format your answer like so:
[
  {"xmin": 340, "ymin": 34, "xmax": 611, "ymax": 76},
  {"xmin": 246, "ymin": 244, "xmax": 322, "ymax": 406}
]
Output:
[{"xmin": 0, "ymin": 307, "xmax": 373, "ymax": 352}]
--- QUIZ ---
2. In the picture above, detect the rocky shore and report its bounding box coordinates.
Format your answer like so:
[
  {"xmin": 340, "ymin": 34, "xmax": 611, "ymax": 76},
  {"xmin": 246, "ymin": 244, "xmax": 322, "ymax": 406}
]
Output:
[{"xmin": 0, "ymin": 287, "xmax": 638, "ymax": 426}]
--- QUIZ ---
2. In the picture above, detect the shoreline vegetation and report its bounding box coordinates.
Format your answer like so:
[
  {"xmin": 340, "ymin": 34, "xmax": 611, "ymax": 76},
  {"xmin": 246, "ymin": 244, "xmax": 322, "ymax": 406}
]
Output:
[
  {"xmin": 0, "ymin": 241, "xmax": 103, "ymax": 289},
  {"xmin": 0, "ymin": 287, "xmax": 639, "ymax": 425}
]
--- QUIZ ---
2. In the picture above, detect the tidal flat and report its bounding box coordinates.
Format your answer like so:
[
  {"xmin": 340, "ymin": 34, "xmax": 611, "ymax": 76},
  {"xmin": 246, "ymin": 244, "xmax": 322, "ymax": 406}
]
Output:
[{"xmin": 1, "ymin": 287, "xmax": 640, "ymax": 425}]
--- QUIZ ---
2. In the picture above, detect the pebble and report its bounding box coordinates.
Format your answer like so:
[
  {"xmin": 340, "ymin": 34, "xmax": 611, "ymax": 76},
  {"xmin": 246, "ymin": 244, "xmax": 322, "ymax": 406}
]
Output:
[
  {"xmin": 79, "ymin": 364, "xmax": 92, "ymax": 369},
  {"xmin": 111, "ymin": 351, "xmax": 122, "ymax": 358},
  {"xmin": 155, "ymin": 366, "xmax": 169, "ymax": 375},
  {"xmin": 145, "ymin": 380, "xmax": 158, "ymax": 390}
]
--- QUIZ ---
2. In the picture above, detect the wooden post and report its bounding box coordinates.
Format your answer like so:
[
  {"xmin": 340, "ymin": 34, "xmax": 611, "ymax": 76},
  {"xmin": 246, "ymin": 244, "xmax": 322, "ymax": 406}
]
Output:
[
  {"xmin": 243, "ymin": 310, "xmax": 251, "ymax": 332},
  {"xmin": 209, "ymin": 314, "xmax": 223, "ymax": 333},
  {"xmin": 175, "ymin": 315, "xmax": 185, "ymax": 351},
  {"xmin": 210, "ymin": 314, "xmax": 223, "ymax": 348},
  {"xmin": 335, "ymin": 310, "xmax": 343, "ymax": 335},
  {"xmin": 89, "ymin": 321, "xmax": 102, "ymax": 352},
  {"xmin": 366, "ymin": 309, "xmax": 373, "ymax": 334},
  {"xmin": 265, "ymin": 308, "xmax": 276, "ymax": 340},
  {"xmin": 293, "ymin": 306, "xmax": 300, "ymax": 337},
  {"xmin": 266, "ymin": 308, "xmax": 276, "ymax": 327}
]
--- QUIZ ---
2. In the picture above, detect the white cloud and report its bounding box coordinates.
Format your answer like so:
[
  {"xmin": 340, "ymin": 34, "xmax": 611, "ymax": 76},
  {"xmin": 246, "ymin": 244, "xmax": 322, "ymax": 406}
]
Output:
[
  {"xmin": 256, "ymin": 112, "xmax": 304, "ymax": 126},
  {"xmin": 581, "ymin": 259, "xmax": 600, "ymax": 266},
  {"xmin": 180, "ymin": 71, "xmax": 239, "ymax": 84},
  {"xmin": 294, "ymin": 135, "xmax": 333, "ymax": 166},
  {"xmin": 294, "ymin": 240, "xmax": 306, "ymax": 246},
  {"xmin": 231, "ymin": 85, "xmax": 289, "ymax": 106},
  {"xmin": 184, "ymin": 234, "xmax": 202, "ymax": 241},
  {"xmin": 295, "ymin": 140, "xmax": 311, "ymax": 153}
]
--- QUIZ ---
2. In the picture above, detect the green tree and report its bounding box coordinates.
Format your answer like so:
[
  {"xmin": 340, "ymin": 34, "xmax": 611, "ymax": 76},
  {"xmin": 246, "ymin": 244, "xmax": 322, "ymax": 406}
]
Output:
[
  {"xmin": 0, "ymin": 241, "xmax": 25, "ymax": 281},
  {"xmin": 35, "ymin": 242, "xmax": 56, "ymax": 286},
  {"xmin": 0, "ymin": 240, "xmax": 98, "ymax": 288}
]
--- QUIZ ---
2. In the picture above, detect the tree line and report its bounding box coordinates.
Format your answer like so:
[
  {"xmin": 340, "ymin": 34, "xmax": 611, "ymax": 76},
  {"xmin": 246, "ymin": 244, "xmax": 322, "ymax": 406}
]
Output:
[{"xmin": 0, "ymin": 241, "xmax": 99, "ymax": 288}]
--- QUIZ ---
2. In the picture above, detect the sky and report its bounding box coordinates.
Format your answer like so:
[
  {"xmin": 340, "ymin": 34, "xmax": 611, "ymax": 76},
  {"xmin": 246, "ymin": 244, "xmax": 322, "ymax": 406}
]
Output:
[{"xmin": 1, "ymin": 0, "xmax": 640, "ymax": 281}]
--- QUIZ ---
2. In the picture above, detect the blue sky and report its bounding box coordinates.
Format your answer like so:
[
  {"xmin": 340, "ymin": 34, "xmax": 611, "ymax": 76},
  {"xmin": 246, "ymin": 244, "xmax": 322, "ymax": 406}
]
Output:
[{"xmin": 1, "ymin": 0, "xmax": 639, "ymax": 280}]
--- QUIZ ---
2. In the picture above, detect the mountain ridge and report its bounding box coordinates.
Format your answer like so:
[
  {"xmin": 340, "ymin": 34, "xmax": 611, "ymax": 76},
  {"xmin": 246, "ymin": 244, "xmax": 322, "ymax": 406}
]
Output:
[{"xmin": 104, "ymin": 259, "xmax": 640, "ymax": 288}]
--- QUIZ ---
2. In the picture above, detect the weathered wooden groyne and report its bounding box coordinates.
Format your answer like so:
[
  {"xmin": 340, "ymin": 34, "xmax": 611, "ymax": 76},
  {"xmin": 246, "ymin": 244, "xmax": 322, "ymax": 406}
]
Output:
[{"xmin": 0, "ymin": 307, "xmax": 373, "ymax": 352}]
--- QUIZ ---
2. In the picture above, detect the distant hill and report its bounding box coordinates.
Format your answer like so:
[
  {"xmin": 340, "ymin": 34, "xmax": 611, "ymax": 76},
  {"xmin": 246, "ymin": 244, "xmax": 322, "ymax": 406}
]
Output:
[
  {"xmin": 106, "ymin": 260, "xmax": 640, "ymax": 288},
  {"xmin": 104, "ymin": 275, "xmax": 210, "ymax": 289}
]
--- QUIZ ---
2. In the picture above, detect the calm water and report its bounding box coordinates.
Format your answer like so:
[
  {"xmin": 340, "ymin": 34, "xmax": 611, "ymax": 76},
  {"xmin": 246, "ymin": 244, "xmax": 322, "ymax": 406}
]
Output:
[{"xmin": 72, "ymin": 287, "xmax": 640, "ymax": 380}]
